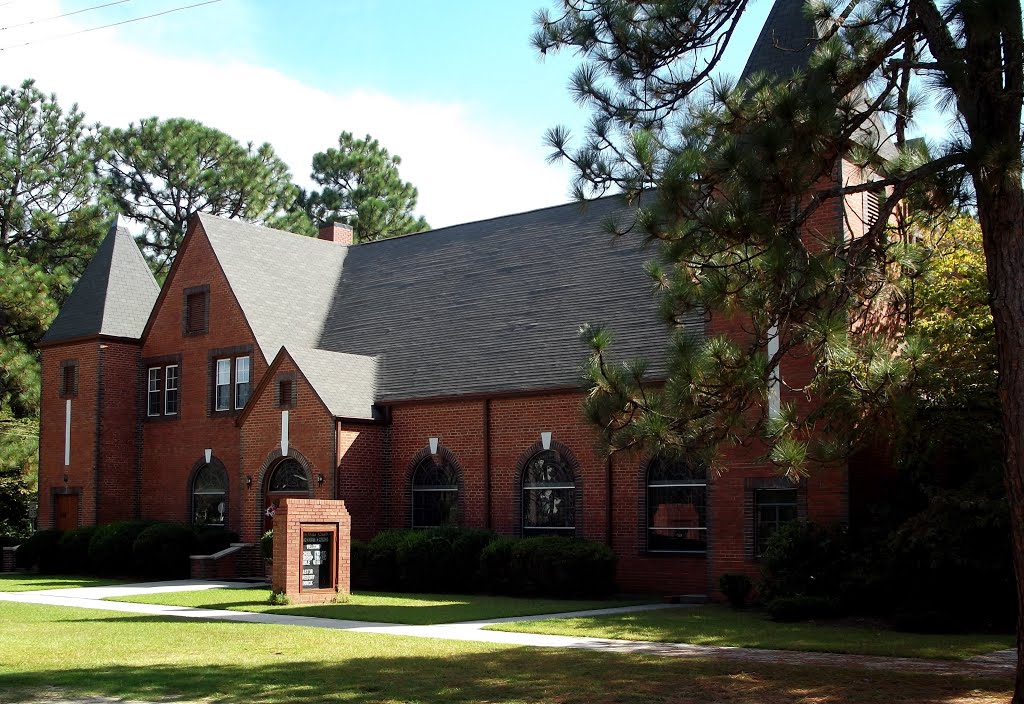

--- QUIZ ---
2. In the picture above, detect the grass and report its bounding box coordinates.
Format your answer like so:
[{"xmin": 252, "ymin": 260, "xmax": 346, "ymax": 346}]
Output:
[
  {"xmin": 111, "ymin": 587, "xmax": 647, "ymax": 625},
  {"xmin": 0, "ymin": 600, "xmax": 1012, "ymax": 704},
  {"xmin": 0, "ymin": 574, "xmax": 127, "ymax": 592},
  {"xmin": 487, "ymin": 604, "xmax": 1016, "ymax": 660}
]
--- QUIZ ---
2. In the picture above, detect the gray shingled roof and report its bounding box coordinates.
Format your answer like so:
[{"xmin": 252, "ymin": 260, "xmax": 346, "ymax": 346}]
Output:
[
  {"xmin": 317, "ymin": 196, "xmax": 700, "ymax": 402},
  {"xmin": 740, "ymin": 0, "xmax": 820, "ymax": 83},
  {"xmin": 195, "ymin": 200, "xmax": 698, "ymax": 411},
  {"xmin": 198, "ymin": 214, "xmax": 348, "ymax": 362},
  {"xmin": 42, "ymin": 218, "xmax": 160, "ymax": 344},
  {"xmin": 287, "ymin": 347, "xmax": 379, "ymax": 420},
  {"xmin": 740, "ymin": 0, "xmax": 897, "ymax": 161}
]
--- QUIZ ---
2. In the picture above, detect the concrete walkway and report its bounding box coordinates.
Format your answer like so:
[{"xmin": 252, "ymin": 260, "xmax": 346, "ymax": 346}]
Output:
[{"xmin": 0, "ymin": 580, "xmax": 1015, "ymax": 678}]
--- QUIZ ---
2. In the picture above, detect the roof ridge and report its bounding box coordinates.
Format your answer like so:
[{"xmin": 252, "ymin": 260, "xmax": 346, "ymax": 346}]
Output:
[{"xmin": 349, "ymin": 192, "xmax": 634, "ymax": 248}]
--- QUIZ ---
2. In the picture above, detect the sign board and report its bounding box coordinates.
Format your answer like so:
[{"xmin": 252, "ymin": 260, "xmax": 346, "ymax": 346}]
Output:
[{"xmin": 300, "ymin": 529, "xmax": 335, "ymax": 591}]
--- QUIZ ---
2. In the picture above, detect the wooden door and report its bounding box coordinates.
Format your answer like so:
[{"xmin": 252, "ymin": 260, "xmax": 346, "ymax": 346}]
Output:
[{"xmin": 54, "ymin": 494, "xmax": 79, "ymax": 531}]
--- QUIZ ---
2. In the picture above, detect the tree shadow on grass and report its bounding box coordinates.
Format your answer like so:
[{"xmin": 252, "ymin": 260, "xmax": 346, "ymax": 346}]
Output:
[{"xmin": 0, "ymin": 631, "xmax": 1013, "ymax": 704}]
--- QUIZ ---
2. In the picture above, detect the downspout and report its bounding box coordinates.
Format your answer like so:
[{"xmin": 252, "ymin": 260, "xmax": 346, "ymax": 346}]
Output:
[
  {"xmin": 483, "ymin": 399, "xmax": 491, "ymax": 529},
  {"xmin": 605, "ymin": 454, "xmax": 613, "ymax": 546},
  {"xmin": 333, "ymin": 418, "xmax": 341, "ymax": 500}
]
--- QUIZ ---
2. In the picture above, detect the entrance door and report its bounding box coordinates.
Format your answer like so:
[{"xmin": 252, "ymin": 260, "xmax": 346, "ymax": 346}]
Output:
[{"xmin": 54, "ymin": 494, "xmax": 79, "ymax": 531}]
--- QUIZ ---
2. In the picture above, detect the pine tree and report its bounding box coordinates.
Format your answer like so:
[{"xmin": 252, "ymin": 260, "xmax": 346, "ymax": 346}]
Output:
[
  {"xmin": 0, "ymin": 80, "xmax": 105, "ymax": 473},
  {"xmin": 304, "ymin": 132, "xmax": 428, "ymax": 242},
  {"xmin": 535, "ymin": 0, "xmax": 1023, "ymax": 692},
  {"xmin": 99, "ymin": 118, "xmax": 313, "ymax": 277}
]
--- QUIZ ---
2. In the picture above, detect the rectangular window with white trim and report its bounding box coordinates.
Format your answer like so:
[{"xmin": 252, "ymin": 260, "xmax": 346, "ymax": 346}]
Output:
[{"xmin": 164, "ymin": 365, "xmax": 179, "ymax": 415}]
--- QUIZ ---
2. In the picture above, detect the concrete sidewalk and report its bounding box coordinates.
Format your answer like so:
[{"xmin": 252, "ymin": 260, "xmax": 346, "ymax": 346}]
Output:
[{"xmin": 0, "ymin": 580, "xmax": 1015, "ymax": 678}]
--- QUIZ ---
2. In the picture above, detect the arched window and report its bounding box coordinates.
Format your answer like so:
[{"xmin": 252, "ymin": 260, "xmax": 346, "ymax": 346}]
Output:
[
  {"xmin": 647, "ymin": 456, "xmax": 707, "ymax": 552},
  {"xmin": 522, "ymin": 449, "xmax": 576, "ymax": 536},
  {"xmin": 192, "ymin": 463, "xmax": 227, "ymax": 527},
  {"xmin": 411, "ymin": 456, "xmax": 458, "ymax": 528},
  {"xmin": 267, "ymin": 458, "xmax": 309, "ymax": 492}
]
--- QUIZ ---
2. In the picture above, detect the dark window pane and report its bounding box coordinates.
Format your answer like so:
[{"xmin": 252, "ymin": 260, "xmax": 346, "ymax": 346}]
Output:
[
  {"xmin": 523, "ymin": 488, "xmax": 576, "ymax": 533},
  {"xmin": 193, "ymin": 494, "xmax": 226, "ymax": 526},
  {"xmin": 279, "ymin": 380, "xmax": 292, "ymax": 407},
  {"xmin": 647, "ymin": 456, "xmax": 705, "ymax": 483},
  {"xmin": 755, "ymin": 488, "xmax": 798, "ymax": 556},
  {"xmin": 521, "ymin": 450, "xmax": 576, "ymax": 535},
  {"xmin": 411, "ymin": 457, "xmax": 458, "ymax": 528},
  {"xmin": 523, "ymin": 450, "xmax": 573, "ymax": 485},
  {"xmin": 147, "ymin": 367, "xmax": 161, "ymax": 417},
  {"xmin": 192, "ymin": 463, "xmax": 227, "ymax": 527},
  {"xmin": 193, "ymin": 463, "xmax": 227, "ymax": 493},
  {"xmin": 268, "ymin": 459, "xmax": 308, "ymax": 492},
  {"xmin": 648, "ymin": 486, "xmax": 707, "ymax": 551},
  {"xmin": 413, "ymin": 489, "xmax": 458, "ymax": 528},
  {"xmin": 412, "ymin": 459, "xmax": 458, "ymax": 489},
  {"xmin": 647, "ymin": 455, "xmax": 708, "ymax": 552},
  {"xmin": 164, "ymin": 366, "xmax": 179, "ymax": 415}
]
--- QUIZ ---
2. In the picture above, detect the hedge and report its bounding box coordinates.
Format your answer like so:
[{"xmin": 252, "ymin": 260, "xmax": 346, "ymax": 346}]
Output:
[
  {"xmin": 14, "ymin": 529, "xmax": 63, "ymax": 572},
  {"xmin": 88, "ymin": 521, "xmax": 154, "ymax": 575},
  {"xmin": 133, "ymin": 523, "xmax": 197, "ymax": 578}
]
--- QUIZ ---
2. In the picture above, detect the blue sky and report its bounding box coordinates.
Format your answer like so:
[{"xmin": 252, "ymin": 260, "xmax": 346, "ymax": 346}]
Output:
[{"xmin": 0, "ymin": 1, "xmax": 936, "ymax": 228}]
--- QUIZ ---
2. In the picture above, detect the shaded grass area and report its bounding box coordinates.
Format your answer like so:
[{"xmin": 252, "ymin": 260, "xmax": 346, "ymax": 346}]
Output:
[
  {"xmin": 0, "ymin": 601, "xmax": 1012, "ymax": 704},
  {"xmin": 0, "ymin": 574, "xmax": 127, "ymax": 592},
  {"xmin": 111, "ymin": 587, "xmax": 647, "ymax": 625},
  {"xmin": 488, "ymin": 604, "xmax": 1015, "ymax": 660}
]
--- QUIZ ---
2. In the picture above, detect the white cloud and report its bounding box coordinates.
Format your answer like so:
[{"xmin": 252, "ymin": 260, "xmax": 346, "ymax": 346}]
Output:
[{"xmin": 0, "ymin": 1, "xmax": 573, "ymax": 228}]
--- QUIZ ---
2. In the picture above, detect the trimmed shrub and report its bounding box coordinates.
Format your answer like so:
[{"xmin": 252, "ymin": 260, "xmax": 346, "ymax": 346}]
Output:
[
  {"xmin": 351, "ymin": 539, "xmax": 371, "ymax": 589},
  {"xmin": 133, "ymin": 523, "xmax": 197, "ymax": 579},
  {"xmin": 14, "ymin": 529, "xmax": 63, "ymax": 571},
  {"xmin": 366, "ymin": 530, "xmax": 409, "ymax": 590},
  {"xmin": 479, "ymin": 536, "xmax": 519, "ymax": 593},
  {"xmin": 509, "ymin": 536, "xmax": 616, "ymax": 598},
  {"xmin": 0, "ymin": 534, "xmax": 24, "ymax": 548},
  {"xmin": 88, "ymin": 521, "xmax": 153, "ymax": 575},
  {"xmin": 395, "ymin": 527, "xmax": 497, "ymax": 592},
  {"xmin": 767, "ymin": 596, "xmax": 839, "ymax": 622},
  {"xmin": 447, "ymin": 527, "xmax": 498, "ymax": 589},
  {"xmin": 719, "ymin": 573, "xmax": 753, "ymax": 608},
  {"xmin": 261, "ymin": 530, "xmax": 273, "ymax": 563},
  {"xmin": 57, "ymin": 526, "xmax": 97, "ymax": 574},
  {"xmin": 759, "ymin": 521, "xmax": 852, "ymax": 602},
  {"xmin": 194, "ymin": 527, "xmax": 239, "ymax": 555}
]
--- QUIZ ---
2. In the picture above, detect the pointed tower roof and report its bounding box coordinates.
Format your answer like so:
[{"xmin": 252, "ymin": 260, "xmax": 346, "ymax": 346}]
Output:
[
  {"xmin": 740, "ymin": 0, "xmax": 897, "ymax": 160},
  {"xmin": 41, "ymin": 217, "xmax": 160, "ymax": 344},
  {"xmin": 740, "ymin": 0, "xmax": 821, "ymax": 82}
]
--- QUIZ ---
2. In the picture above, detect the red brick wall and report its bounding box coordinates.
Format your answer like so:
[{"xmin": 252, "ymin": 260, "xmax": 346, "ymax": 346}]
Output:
[
  {"xmin": 238, "ymin": 354, "xmax": 335, "ymax": 543},
  {"xmin": 338, "ymin": 422, "xmax": 386, "ymax": 541},
  {"xmin": 38, "ymin": 341, "xmax": 100, "ymax": 528},
  {"xmin": 389, "ymin": 400, "xmax": 487, "ymax": 530},
  {"xmin": 139, "ymin": 221, "xmax": 265, "ymax": 529},
  {"xmin": 96, "ymin": 341, "xmax": 142, "ymax": 523}
]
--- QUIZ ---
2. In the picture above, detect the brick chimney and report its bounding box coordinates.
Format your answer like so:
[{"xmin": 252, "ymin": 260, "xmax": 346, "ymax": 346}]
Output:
[{"xmin": 318, "ymin": 222, "xmax": 353, "ymax": 246}]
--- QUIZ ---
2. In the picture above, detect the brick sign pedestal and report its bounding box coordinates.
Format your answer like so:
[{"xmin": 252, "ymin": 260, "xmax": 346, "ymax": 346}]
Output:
[{"xmin": 271, "ymin": 498, "xmax": 351, "ymax": 604}]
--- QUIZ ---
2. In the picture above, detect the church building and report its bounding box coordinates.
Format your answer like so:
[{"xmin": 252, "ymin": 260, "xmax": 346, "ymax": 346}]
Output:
[{"xmin": 34, "ymin": 0, "xmax": 886, "ymax": 596}]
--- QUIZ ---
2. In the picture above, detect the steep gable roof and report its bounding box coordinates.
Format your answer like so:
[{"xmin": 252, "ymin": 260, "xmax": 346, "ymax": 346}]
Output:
[
  {"xmin": 739, "ymin": 0, "xmax": 897, "ymax": 161},
  {"xmin": 740, "ymin": 0, "xmax": 820, "ymax": 82},
  {"xmin": 288, "ymin": 347, "xmax": 379, "ymax": 420},
  {"xmin": 198, "ymin": 214, "xmax": 348, "ymax": 362},
  {"xmin": 317, "ymin": 195, "xmax": 700, "ymax": 402},
  {"xmin": 41, "ymin": 218, "xmax": 160, "ymax": 344}
]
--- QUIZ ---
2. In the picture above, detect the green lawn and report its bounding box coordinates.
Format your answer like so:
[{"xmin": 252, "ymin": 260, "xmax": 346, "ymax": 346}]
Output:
[
  {"xmin": 0, "ymin": 601, "xmax": 1011, "ymax": 704},
  {"xmin": 487, "ymin": 604, "xmax": 1015, "ymax": 660},
  {"xmin": 111, "ymin": 587, "xmax": 648, "ymax": 625},
  {"xmin": 0, "ymin": 574, "xmax": 127, "ymax": 592}
]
